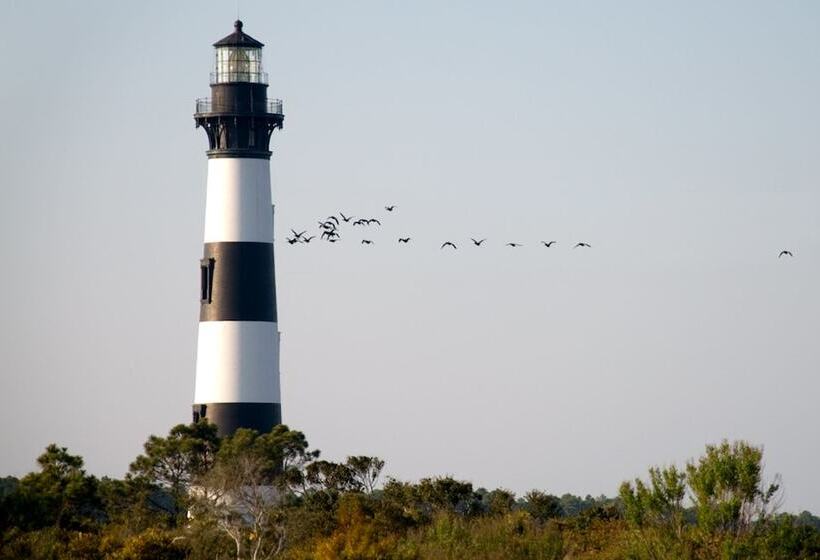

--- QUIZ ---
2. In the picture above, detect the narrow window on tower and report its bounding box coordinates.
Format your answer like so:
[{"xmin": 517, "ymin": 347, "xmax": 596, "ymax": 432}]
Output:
[
  {"xmin": 249, "ymin": 124, "xmax": 255, "ymax": 148},
  {"xmin": 200, "ymin": 258, "xmax": 215, "ymax": 303}
]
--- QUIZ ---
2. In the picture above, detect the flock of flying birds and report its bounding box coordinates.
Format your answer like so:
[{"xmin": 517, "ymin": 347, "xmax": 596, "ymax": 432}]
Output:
[{"xmin": 284, "ymin": 205, "xmax": 796, "ymax": 258}]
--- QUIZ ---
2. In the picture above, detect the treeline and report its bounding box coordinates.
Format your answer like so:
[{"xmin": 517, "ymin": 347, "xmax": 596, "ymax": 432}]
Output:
[{"xmin": 1, "ymin": 423, "xmax": 818, "ymax": 559}]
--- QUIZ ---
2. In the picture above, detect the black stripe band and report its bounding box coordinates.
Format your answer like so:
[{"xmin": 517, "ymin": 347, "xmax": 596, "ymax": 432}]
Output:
[
  {"xmin": 192, "ymin": 402, "xmax": 282, "ymax": 437},
  {"xmin": 200, "ymin": 242, "xmax": 277, "ymax": 322}
]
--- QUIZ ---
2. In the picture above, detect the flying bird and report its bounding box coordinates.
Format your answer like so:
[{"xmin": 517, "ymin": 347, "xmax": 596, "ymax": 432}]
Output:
[
  {"xmin": 367, "ymin": 218, "xmax": 382, "ymax": 226},
  {"xmin": 574, "ymin": 242, "xmax": 592, "ymax": 248},
  {"xmin": 353, "ymin": 219, "xmax": 366, "ymax": 226},
  {"xmin": 318, "ymin": 221, "xmax": 336, "ymax": 230},
  {"xmin": 541, "ymin": 241, "xmax": 557, "ymax": 247},
  {"xmin": 398, "ymin": 237, "xmax": 411, "ymax": 243},
  {"xmin": 779, "ymin": 250, "xmax": 793, "ymax": 258},
  {"xmin": 301, "ymin": 235, "xmax": 316, "ymax": 243},
  {"xmin": 506, "ymin": 242, "xmax": 522, "ymax": 247},
  {"xmin": 471, "ymin": 238, "xmax": 486, "ymax": 246},
  {"xmin": 291, "ymin": 229, "xmax": 306, "ymax": 239},
  {"xmin": 321, "ymin": 230, "xmax": 339, "ymax": 240},
  {"xmin": 361, "ymin": 239, "xmax": 373, "ymax": 245},
  {"xmin": 385, "ymin": 205, "xmax": 397, "ymax": 212},
  {"xmin": 441, "ymin": 242, "xmax": 457, "ymax": 249},
  {"xmin": 339, "ymin": 212, "xmax": 354, "ymax": 222},
  {"xmin": 327, "ymin": 215, "xmax": 340, "ymax": 225},
  {"xmin": 286, "ymin": 237, "xmax": 299, "ymax": 245}
]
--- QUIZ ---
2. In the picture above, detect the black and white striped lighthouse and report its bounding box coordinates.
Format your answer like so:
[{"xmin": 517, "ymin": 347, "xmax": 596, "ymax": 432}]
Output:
[{"xmin": 192, "ymin": 21, "xmax": 284, "ymax": 436}]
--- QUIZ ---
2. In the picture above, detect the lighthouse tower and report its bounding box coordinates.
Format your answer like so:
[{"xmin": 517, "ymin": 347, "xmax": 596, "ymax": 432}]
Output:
[{"xmin": 192, "ymin": 21, "xmax": 284, "ymax": 436}]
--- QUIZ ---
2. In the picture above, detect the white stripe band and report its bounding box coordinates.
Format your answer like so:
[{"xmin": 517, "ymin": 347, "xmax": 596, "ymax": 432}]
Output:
[
  {"xmin": 204, "ymin": 158, "xmax": 274, "ymax": 243},
  {"xmin": 194, "ymin": 321, "xmax": 281, "ymax": 403}
]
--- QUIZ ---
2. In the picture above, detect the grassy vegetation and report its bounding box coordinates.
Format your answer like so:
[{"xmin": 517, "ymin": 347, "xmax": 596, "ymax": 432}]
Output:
[{"xmin": 1, "ymin": 424, "xmax": 818, "ymax": 559}]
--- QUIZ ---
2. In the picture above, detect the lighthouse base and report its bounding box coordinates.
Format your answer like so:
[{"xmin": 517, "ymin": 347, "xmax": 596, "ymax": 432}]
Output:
[{"xmin": 192, "ymin": 402, "xmax": 281, "ymax": 437}]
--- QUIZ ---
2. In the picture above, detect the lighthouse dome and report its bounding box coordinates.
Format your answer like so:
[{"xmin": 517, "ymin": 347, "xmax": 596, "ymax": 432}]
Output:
[{"xmin": 212, "ymin": 21, "xmax": 267, "ymax": 84}]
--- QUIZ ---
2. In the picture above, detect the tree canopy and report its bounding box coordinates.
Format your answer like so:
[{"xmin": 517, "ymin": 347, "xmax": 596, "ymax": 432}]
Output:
[{"xmin": 1, "ymin": 428, "xmax": 818, "ymax": 560}]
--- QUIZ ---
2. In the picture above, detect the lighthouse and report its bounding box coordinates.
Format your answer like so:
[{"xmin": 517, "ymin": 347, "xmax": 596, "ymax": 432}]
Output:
[{"xmin": 192, "ymin": 21, "xmax": 284, "ymax": 436}]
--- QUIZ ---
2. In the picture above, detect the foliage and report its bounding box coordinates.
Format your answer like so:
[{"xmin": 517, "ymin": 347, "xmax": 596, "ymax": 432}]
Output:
[
  {"xmin": 128, "ymin": 421, "xmax": 220, "ymax": 521},
  {"xmin": 345, "ymin": 456, "xmax": 385, "ymax": 494},
  {"xmin": 191, "ymin": 425, "xmax": 318, "ymax": 559},
  {"xmin": 311, "ymin": 494, "xmax": 409, "ymax": 560},
  {"xmin": 620, "ymin": 465, "xmax": 687, "ymax": 536},
  {"xmin": 558, "ymin": 493, "xmax": 606, "ymax": 517},
  {"xmin": 619, "ymin": 439, "xmax": 792, "ymax": 559},
  {"xmin": 109, "ymin": 528, "xmax": 189, "ymax": 560},
  {"xmin": 795, "ymin": 510, "xmax": 820, "ymax": 530},
  {"xmin": 405, "ymin": 511, "xmax": 565, "ymax": 560},
  {"xmin": 485, "ymin": 488, "xmax": 516, "ymax": 517},
  {"xmin": 523, "ymin": 490, "xmax": 563, "ymax": 522},
  {"xmin": 1, "ymin": 431, "xmax": 818, "ymax": 560},
  {"xmin": 5, "ymin": 444, "xmax": 101, "ymax": 531},
  {"xmin": 686, "ymin": 440, "xmax": 780, "ymax": 536}
]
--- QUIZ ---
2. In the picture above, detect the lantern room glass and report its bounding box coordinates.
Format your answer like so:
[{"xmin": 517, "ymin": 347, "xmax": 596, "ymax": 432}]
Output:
[{"xmin": 213, "ymin": 46, "xmax": 267, "ymax": 84}]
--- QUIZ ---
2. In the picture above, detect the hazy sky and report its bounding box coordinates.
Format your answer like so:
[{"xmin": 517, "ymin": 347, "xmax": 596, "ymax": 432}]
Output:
[{"xmin": 1, "ymin": 1, "xmax": 818, "ymax": 512}]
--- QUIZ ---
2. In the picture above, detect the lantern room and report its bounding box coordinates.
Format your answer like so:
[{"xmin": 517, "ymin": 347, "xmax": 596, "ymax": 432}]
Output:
[{"xmin": 212, "ymin": 20, "xmax": 267, "ymax": 84}]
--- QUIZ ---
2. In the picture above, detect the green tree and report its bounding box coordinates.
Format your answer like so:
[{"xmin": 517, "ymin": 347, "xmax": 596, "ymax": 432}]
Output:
[
  {"xmin": 486, "ymin": 489, "xmax": 516, "ymax": 517},
  {"xmin": 686, "ymin": 440, "xmax": 780, "ymax": 536},
  {"xmin": 376, "ymin": 478, "xmax": 429, "ymax": 529},
  {"xmin": 0, "ymin": 476, "xmax": 20, "ymax": 531},
  {"xmin": 192, "ymin": 425, "xmax": 319, "ymax": 560},
  {"xmin": 416, "ymin": 477, "xmax": 476, "ymax": 514},
  {"xmin": 345, "ymin": 456, "xmax": 385, "ymax": 494},
  {"xmin": 523, "ymin": 490, "xmax": 563, "ymax": 522},
  {"xmin": 760, "ymin": 514, "xmax": 820, "ymax": 559},
  {"xmin": 305, "ymin": 460, "xmax": 359, "ymax": 494},
  {"xmin": 557, "ymin": 494, "xmax": 600, "ymax": 517},
  {"xmin": 12, "ymin": 444, "xmax": 101, "ymax": 531},
  {"xmin": 128, "ymin": 420, "xmax": 220, "ymax": 521},
  {"xmin": 620, "ymin": 465, "xmax": 686, "ymax": 537},
  {"xmin": 795, "ymin": 510, "xmax": 820, "ymax": 530}
]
